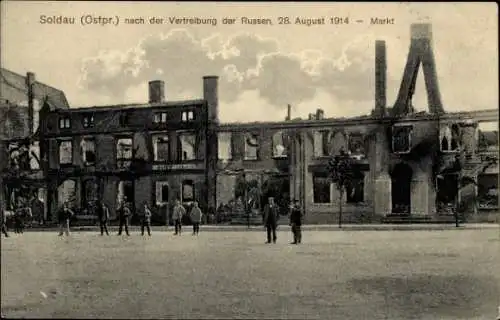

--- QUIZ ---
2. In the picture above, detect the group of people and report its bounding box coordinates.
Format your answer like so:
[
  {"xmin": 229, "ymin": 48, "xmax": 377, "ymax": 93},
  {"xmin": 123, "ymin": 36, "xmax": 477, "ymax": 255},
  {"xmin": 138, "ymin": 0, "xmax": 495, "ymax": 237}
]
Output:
[
  {"xmin": 92, "ymin": 198, "xmax": 204, "ymax": 237},
  {"xmin": 0, "ymin": 201, "xmax": 35, "ymax": 237},
  {"xmin": 2, "ymin": 196, "xmax": 304, "ymax": 244},
  {"xmin": 263, "ymin": 197, "xmax": 303, "ymax": 244}
]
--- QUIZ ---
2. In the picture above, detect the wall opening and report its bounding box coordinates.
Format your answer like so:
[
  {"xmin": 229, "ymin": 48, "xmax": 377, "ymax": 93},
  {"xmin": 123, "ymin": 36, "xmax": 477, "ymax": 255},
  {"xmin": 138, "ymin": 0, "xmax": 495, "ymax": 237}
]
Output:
[{"xmin": 391, "ymin": 163, "xmax": 412, "ymax": 214}]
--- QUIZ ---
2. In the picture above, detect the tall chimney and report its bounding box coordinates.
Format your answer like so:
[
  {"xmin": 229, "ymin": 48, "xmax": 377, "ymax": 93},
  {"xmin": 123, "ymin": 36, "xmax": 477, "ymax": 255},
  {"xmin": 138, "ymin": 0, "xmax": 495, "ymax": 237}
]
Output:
[
  {"xmin": 411, "ymin": 23, "xmax": 432, "ymax": 40},
  {"xmin": 148, "ymin": 80, "xmax": 165, "ymax": 103},
  {"xmin": 203, "ymin": 76, "xmax": 219, "ymax": 123},
  {"xmin": 286, "ymin": 104, "xmax": 291, "ymax": 121},
  {"xmin": 316, "ymin": 108, "xmax": 324, "ymax": 120},
  {"xmin": 26, "ymin": 72, "xmax": 35, "ymax": 135},
  {"xmin": 375, "ymin": 40, "xmax": 387, "ymax": 117}
]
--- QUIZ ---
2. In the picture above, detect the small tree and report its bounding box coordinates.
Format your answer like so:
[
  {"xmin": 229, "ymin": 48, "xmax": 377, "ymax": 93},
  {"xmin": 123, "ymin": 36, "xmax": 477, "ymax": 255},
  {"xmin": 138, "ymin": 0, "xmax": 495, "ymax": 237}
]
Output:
[{"xmin": 328, "ymin": 148, "xmax": 355, "ymax": 228}]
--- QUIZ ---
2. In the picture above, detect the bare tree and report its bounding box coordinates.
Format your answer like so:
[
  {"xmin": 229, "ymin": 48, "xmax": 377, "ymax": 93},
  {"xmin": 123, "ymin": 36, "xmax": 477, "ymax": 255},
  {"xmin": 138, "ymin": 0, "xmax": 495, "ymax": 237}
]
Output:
[{"xmin": 328, "ymin": 148, "xmax": 356, "ymax": 228}]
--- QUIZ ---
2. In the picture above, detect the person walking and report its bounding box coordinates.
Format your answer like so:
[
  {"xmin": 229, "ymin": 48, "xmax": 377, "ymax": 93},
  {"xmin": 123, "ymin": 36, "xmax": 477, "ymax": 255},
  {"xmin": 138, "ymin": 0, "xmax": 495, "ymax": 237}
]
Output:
[
  {"xmin": 58, "ymin": 201, "xmax": 74, "ymax": 237},
  {"xmin": 190, "ymin": 201, "xmax": 203, "ymax": 235},
  {"xmin": 172, "ymin": 200, "xmax": 185, "ymax": 235},
  {"xmin": 141, "ymin": 202, "xmax": 152, "ymax": 236},
  {"xmin": 263, "ymin": 197, "xmax": 279, "ymax": 244},
  {"xmin": 289, "ymin": 199, "xmax": 303, "ymax": 244},
  {"xmin": 97, "ymin": 202, "xmax": 110, "ymax": 236},
  {"xmin": 117, "ymin": 198, "xmax": 131, "ymax": 236}
]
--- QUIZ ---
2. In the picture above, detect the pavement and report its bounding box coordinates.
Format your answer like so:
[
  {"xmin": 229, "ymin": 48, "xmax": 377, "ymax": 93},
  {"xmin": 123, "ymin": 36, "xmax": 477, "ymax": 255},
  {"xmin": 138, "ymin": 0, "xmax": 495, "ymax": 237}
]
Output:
[
  {"xmin": 2, "ymin": 229, "xmax": 499, "ymax": 319},
  {"xmin": 19, "ymin": 223, "xmax": 500, "ymax": 232}
]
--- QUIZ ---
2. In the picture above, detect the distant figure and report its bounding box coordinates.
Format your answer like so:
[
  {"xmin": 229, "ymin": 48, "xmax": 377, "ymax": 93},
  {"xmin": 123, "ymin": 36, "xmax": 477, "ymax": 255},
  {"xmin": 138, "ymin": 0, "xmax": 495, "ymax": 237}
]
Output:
[
  {"xmin": 172, "ymin": 200, "xmax": 185, "ymax": 235},
  {"xmin": 289, "ymin": 199, "xmax": 303, "ymax": 244},
  {"xmin": 190, "ymin": 201, "xmax": 203, "ymax": 235},
  {"xmin": 58, "ymin": 201, "xmax": 74, "ymax": 237},
  {"xmin": 97, "ymin": 202, "xmax": 110, "ymax": 236},
  {"xmin": 1, "ymin": 206, "xmax": 9, "ymax": 238},
  {"xmin": 263, "ymin": 197, "xmax": 279, "ymax": 244},
  {"xmin": 141, "ymin": 202, "xmax": 152, "ymax": 236},
  {"xmin": 117, "ymin": 198, "xmax": 131, "ymax": 236},
  {"xmin": 31, "ymin": 195, "xmax": 45, "ymax": 225},
  {"xmin": 14, "ymin": 199, "xmax": 30, "ymax": 234}
]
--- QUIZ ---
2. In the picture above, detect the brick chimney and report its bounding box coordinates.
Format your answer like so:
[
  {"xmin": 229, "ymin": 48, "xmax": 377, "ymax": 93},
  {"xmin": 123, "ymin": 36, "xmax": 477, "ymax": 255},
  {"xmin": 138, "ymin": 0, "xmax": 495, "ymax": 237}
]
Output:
[
  {"xmin": 203, "ymin": 76, "xmax": 219, "ymax": 124},
  {"xmin": 26, "ymin": 72, "xmax": 36, "ymax": 135},
  {"xmin": 285, "ymin": 104, "xmax": 291, "ymax": 121},
  {"xmin": 148, "ymin": 80, "xmax": 165, "ymax": 103},
  {"xmin": 411, "ymin": 23, "xmax": 432, "ymax": 40},
  {"xmin": 374, "ymin": 40, "xmax": 386, "ymax": 117},
  {"xmin": 316, "ymin": 108, "xmax": 324, "ymax": 120}
]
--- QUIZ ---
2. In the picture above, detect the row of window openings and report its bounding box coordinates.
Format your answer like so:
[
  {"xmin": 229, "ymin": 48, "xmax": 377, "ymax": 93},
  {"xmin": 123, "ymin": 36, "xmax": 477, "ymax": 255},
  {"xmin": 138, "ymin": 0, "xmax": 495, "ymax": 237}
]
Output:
[
  {"xmin": 58, "ymin": 111, "xmax": 195, "ymax": 129},
  {"xmin": 57, "ymin": 135, "xmax": 199, "ymax": 165},
  {"xmin": 56, "ymin": 127, "xmax": 469, "ymax": 164},
  {"xmin": 62, "ymin": 180, "xmax": 195, "ymax": 207}
]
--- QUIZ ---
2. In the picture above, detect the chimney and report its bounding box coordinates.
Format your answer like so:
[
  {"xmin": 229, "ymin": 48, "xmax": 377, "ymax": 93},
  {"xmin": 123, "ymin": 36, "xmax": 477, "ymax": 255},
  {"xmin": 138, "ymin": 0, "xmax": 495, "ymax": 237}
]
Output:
[
  {"xmin": 148, "ymin": 80, "xmax": 165, "ymax": 103},
  {"xmin": 316, "ymin": 108, "xmax": 324, "ymax": 120},
  {"xmin": 26, "ymin": 72, "xmax": 35, "ymax": 135},
  {"xmin": 203, "ymin": 76, "xmax": 219, "ymax": 123},
  {"xmin": 285, "ymin": 104, "xmax": 291, "ymax": 121},
  {"xmin": 374, "ymin": 40, "xmax": 387, "ymax": 117},
  {"xmin": 308, "ymin": 113, "xmax": 315, "ymax": 120},
  {"xmin": 411, "ymin": 23, "xmax": 432, "ymax": 41}
]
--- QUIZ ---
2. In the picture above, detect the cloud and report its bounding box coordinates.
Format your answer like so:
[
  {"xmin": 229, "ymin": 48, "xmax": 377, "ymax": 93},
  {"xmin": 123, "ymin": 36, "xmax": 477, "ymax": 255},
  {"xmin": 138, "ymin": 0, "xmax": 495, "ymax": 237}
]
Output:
[{"xmin": 79, "ymin": 28, "xmax": 400, "ymax": 121}]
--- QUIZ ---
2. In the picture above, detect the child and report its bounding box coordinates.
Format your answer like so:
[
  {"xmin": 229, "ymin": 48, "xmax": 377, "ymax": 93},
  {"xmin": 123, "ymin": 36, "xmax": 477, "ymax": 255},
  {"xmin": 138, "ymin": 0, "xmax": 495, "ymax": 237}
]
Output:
[{"xmin": 190, "ymin": 202, "xmax": 203, "ymax": 235}]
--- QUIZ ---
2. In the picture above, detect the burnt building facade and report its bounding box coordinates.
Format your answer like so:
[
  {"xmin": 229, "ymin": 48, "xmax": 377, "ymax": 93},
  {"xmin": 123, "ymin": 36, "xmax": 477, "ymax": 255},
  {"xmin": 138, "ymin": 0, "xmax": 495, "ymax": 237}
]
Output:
[
  {"xmin": 214, "ymin": 23, "xmax": 498, "ymax": 224},
  {"xmin": 0, "ymin": 68, "xmax": 70, "ymax": 221},
  {"xmin": 8, "ymin": 23, "xmax": 497, "ymax": 225},
  {"xmin": 39, "ymin": 76, "xmax": 218, "ymax": 222}
]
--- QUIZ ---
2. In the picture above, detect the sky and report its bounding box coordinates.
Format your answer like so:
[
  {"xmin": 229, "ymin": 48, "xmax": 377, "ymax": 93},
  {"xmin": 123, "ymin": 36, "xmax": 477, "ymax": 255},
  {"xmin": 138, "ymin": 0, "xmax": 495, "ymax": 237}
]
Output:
[{"xmin": 1, "ymin": 1, "xmax": 498, "ymax": 125}]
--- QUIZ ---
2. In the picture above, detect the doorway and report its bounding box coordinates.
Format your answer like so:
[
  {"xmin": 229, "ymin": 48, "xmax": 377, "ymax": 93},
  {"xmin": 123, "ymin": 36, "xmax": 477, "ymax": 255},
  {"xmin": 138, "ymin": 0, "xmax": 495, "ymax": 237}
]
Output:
[
  {"xmin": 391, "ymin": 163, "xmax": 412, "ymax": 215},
  {"xmin": 118, "ymin": 180, "xmax": 134, "ymax": 205}
]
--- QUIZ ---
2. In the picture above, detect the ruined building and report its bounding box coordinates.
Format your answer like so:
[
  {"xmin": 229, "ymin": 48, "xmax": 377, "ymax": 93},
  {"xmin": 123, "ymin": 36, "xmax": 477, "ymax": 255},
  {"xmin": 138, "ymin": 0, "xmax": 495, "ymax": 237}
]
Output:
[{"xmin": 2, "ymin": 24, "xmax": 497, "ymax": 224}]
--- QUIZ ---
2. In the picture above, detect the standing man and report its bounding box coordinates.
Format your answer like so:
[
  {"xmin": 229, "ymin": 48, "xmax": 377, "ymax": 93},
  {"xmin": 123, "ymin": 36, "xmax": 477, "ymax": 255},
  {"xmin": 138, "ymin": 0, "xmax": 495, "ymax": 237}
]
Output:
[
  {"xmin": 58, "ymin": 201, "xmax": 74, "ymax": 237},
  {"xmin": 263, "ymin": 197, "xmax": 279, "ymax": 244},
  {"xmin": 141, "ymin": 201, "xmax": 152, "ymax": 236},
  {"xmin": 117, "ymin": 198, "xmax": 131, "ymax": 236},
  {"xmin": 172, "ymin": 199, "xmax": 185, "ymax": 235},
  {"xmin": 190, "ymin": 201, "xmax": 203, "ymax": 235},
  {"xmin": 14, "ymin": 198, "xmax": 29, "ymax": 234},
  {"xmin": 97, "ymin": 201, "xmax": 110, "ymax": 236},
  {"xmin": 31, "ymin": 193, "xmax": 45, "ymax": 226},
  {"xmin": 289, "ymin": 199, "xmax": 303, "ymax": 244}
]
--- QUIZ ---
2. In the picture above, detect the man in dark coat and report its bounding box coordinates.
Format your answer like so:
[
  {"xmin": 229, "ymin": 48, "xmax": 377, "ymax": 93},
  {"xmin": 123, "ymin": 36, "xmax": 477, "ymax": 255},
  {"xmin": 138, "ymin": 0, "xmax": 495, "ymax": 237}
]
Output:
[
  {"xmin": 14, "ymin": 199, "xmax": 30, "ymax": 234},
  {"xmin": 263, "ymin": 197, "xmax": 279, "ymax": 244},
  {"xmin": 289, "ymin": 199, "xmax": 303, "ymax": 244},
  {"xmin": 30, "ymin": 192, "xmax": 45, "ymax": 225},
  {"xmin": 140, "ymin": 201, "xmax": 152, "ymax": 236},
  {"xmin": 117, "ymin": 198, "xmax": 131, "ymax": 236},
  {"xmin": 58, "ymin": 201, "xmax": 74, "ymax": 236},
  {"xmin": 97, "ymin": 202, "xmax": 110, "ymax": 236}
]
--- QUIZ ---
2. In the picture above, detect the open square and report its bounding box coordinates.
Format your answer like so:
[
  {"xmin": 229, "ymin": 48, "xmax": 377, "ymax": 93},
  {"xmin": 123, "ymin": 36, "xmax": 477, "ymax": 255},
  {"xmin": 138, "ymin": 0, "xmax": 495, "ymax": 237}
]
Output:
[{"xmin": 2, "ymin": 229, "xmax": 499, "ymax": 319}]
